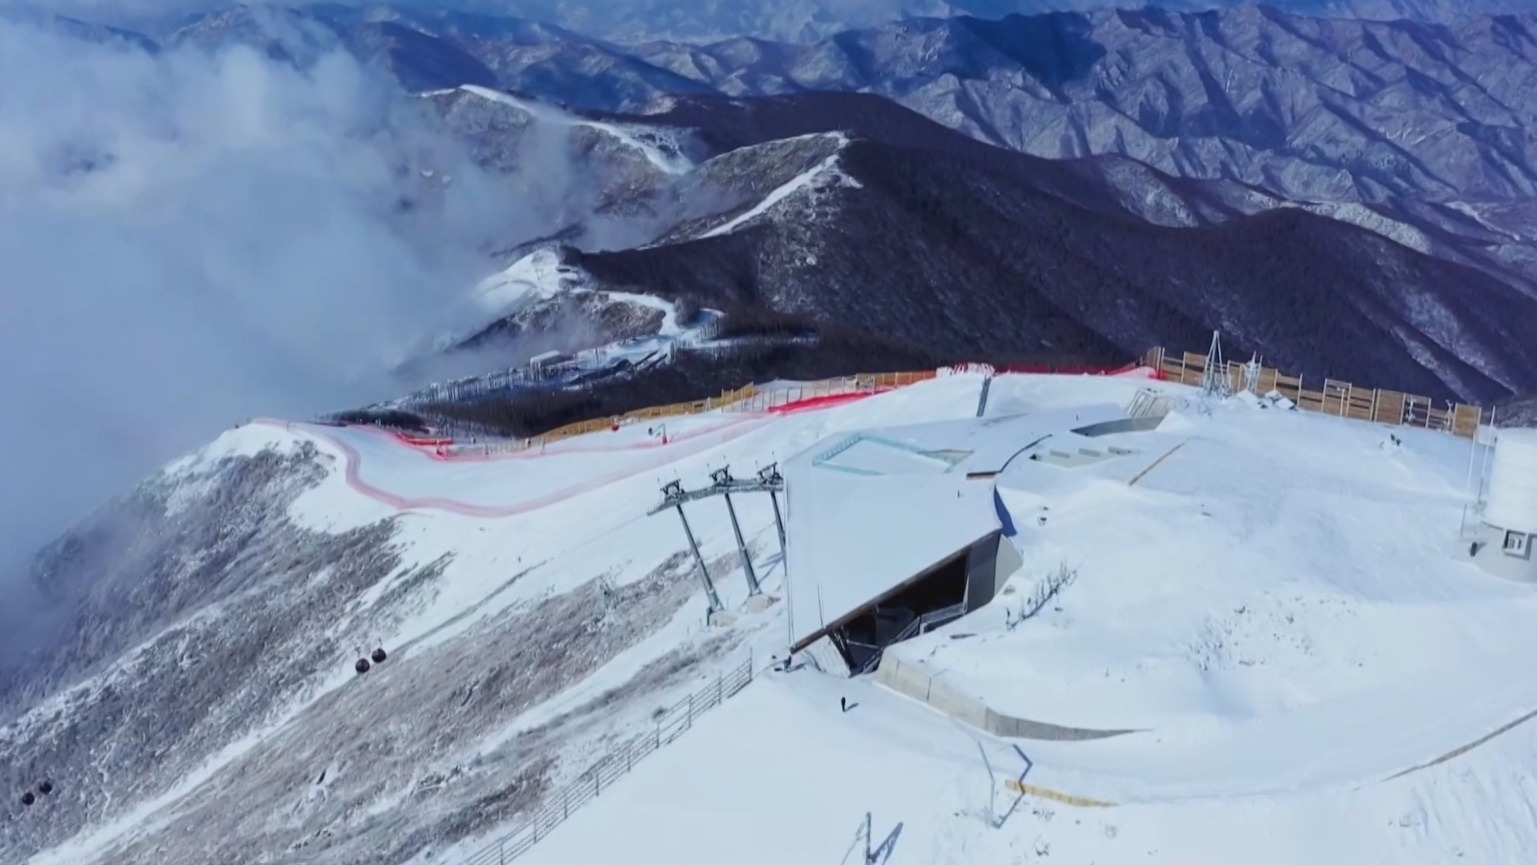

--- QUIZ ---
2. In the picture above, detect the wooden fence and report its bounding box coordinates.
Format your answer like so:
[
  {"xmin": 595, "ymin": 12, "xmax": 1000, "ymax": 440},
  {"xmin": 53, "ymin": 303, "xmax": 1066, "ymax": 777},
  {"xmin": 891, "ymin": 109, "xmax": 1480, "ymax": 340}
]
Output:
[
  {"xmin": 725, "ymin": 371, "xmax": 937, "ymax": 413},
  {"xmin": 1141, "ymin": 347, "xmax": 1488, "ymax": 438}
]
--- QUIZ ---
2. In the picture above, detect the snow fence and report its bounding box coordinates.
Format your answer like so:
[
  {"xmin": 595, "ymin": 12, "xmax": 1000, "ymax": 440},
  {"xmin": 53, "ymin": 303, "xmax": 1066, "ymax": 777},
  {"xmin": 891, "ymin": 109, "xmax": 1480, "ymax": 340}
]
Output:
[{"xmin": 453, "ymin": 657, "xmax": 757, "ymax": 865}]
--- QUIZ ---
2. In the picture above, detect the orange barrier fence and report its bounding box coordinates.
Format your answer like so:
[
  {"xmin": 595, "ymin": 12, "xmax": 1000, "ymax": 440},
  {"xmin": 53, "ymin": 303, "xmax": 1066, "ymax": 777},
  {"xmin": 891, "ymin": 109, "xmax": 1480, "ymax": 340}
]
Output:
[
  {"xmin": 437, "ymin": 372, "xmax": 941, "ymax": 458},
  {"xmin": 1141, "ymin": 347, "xmax": 1488, "ymax": 438}
]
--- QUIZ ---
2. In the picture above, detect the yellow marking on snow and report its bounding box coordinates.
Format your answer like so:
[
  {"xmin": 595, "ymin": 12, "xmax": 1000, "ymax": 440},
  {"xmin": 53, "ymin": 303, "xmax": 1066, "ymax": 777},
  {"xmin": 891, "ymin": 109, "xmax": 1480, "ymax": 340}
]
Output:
[
  {"xmin": 1005, "ymin": 778, "xmax": 1117, "ymax": 808},
  {"xmin": 1127, "ymin": 440, "xmax": 1188, "ymax": 487}
]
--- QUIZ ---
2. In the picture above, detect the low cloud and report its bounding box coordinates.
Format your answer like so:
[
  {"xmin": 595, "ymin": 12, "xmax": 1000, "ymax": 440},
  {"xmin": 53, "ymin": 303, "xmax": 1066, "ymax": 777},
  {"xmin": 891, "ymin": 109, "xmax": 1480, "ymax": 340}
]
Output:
[{"xmin": 0, "ymin": 16, "xmax": 553, "ymax": 653}]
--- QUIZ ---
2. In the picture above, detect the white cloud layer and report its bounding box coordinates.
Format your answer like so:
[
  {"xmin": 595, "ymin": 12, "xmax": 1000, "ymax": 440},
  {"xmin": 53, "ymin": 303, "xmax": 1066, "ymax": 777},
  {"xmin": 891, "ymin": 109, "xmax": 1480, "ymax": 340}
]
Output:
[{"xmin": 0, "ymin": 18, "xmax": 538, "ymax": 624}]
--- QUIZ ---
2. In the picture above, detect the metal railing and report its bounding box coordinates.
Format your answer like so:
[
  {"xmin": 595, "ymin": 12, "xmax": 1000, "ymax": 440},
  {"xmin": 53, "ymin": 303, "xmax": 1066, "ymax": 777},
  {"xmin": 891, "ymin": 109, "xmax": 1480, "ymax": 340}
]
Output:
[
  {"xmin": 1125, "ymin": 387, "xmax": 1185, "ymax": 420},
  {"xmin": 453, "ymin": 657, "xmax": 756, "ymax": 865}
]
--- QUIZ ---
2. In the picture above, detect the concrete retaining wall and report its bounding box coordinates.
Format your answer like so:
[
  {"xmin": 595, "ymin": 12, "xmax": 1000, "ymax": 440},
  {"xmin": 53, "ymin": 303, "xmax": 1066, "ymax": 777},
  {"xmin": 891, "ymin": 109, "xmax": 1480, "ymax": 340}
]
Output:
[{"xmin": 875, "ymin": 656, "xmax": 1138, "ymax": 741}]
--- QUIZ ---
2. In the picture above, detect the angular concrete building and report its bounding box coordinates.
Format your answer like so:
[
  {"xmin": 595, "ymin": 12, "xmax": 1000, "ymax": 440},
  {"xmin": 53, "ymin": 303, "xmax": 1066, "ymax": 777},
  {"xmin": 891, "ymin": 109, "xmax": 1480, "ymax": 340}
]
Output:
[{"xmin": 780, "ymin": 406, "xmax": 1129, "ymax": 674}]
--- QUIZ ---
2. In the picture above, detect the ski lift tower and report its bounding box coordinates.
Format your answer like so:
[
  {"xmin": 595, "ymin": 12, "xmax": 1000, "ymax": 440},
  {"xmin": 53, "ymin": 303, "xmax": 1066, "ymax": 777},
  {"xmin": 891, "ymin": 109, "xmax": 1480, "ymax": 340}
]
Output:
[{"xmin": 647, "ymin": 464, "xmax": 788, "ymax": 621}]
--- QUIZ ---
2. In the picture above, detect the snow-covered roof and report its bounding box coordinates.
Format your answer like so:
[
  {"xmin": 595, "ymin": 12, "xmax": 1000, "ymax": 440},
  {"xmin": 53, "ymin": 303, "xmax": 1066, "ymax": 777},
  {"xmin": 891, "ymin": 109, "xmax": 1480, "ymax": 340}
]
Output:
[
  {"xmin": 783, "ymin": 460, "xmax": 999, "ymax": 650},
  {"xmin": 780, "ymin": 404, "xmax": 1143, "ymax": 648}
]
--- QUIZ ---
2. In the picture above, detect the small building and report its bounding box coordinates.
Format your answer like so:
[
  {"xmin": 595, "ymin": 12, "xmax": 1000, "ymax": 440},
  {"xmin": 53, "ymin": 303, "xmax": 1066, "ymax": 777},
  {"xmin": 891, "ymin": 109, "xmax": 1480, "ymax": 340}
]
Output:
[
  {"xmin": 1470, "ymin": 427, "xmax": 1537, "ymax": 582},
  {"xmin": 781, "ymin": 405, "xmax": 1130, "ymax": 675}
]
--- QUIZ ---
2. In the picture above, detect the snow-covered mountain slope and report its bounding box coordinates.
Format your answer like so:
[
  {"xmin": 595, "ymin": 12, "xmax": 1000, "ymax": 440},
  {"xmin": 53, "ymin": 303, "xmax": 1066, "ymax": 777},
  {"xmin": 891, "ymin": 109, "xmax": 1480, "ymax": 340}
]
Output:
[
  {"xmin": 452, "ymin": 85, "xmax": 694, "ymax": 176},
  {"xmin": 169, "ymin": 3, "xmax": 1537, "ymax": 214},
  {"xmin": 622, "ymin": 8, "xmax": 1537, "ymax": 285},
  {"xmin": 135, "ymin": 3, "xmax": 1537, "ymax": 208},
  {"xmin": 435, "ymin": 246, "xmax": 720, "ymax": 369},
  {"xmin": 9, "ymin": 371, "xmax": 1537, "ymax": 865},
  {"xmin": 692, "ymin": 133, "xmax": 859, "ymax": 238},
  {"xmin": 0, "ymin": 373, "xmax": 983, "ymax": 863},
  {"xmin": 421, "ymin": 84, "xmax": 700, "ymax": 232}
]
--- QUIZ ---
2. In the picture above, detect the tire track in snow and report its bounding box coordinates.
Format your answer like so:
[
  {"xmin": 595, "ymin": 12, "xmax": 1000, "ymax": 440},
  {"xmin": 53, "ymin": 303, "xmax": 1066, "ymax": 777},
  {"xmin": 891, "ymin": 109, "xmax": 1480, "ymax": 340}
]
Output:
[{"xmin": 1386, "ymin": 706, "xmax": 1537, "ymax": 780}]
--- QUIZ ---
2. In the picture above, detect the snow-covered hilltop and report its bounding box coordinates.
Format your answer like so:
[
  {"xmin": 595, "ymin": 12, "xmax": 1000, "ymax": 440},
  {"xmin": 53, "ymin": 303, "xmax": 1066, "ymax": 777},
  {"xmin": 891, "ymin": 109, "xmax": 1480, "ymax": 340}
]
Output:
[{"xmin": 6, "ymin": 368, "xmax": 1537, "ymax": 864}]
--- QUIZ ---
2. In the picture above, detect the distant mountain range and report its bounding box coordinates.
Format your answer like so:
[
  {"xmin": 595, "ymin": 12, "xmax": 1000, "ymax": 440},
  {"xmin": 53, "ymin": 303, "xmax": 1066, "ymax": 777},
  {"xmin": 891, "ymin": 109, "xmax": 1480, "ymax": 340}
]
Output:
[
  {"xmin": 321, "ymin": 0, "xmax": 1537, "ymax": 44},
  {"xmin": 619, "ymin": 7, "xmax": 1537, "ymax": 288},
  {"xmin": 86, "ymin": 3, "xmax": 1537, "ymax": 291},
  {"xmin": 21, "ymin": 2, "xmax": 1537, "ymax": 405},
  {"xmin": 32, "ymin": 0, "xmax": 1537, "ymax": 45}
]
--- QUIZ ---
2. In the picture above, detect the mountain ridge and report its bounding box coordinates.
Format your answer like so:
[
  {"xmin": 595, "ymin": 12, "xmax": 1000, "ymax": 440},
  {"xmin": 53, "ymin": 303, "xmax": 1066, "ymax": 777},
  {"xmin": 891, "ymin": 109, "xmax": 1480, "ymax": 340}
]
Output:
[
  {"xmin": 102, "ymin": 3, "xmax": 1537, "ymax": 294},
  {"xmin": 412, "ymin": 87, "xmax": 1537, "ymax": 403}
]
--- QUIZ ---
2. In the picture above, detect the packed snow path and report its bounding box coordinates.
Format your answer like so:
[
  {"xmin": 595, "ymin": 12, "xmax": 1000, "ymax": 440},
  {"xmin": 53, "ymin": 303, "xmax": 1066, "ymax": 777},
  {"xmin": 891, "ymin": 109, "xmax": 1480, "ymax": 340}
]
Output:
[{"xmin": 252, "ymin": 414, "xmax": 777, "ymax": 517}]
